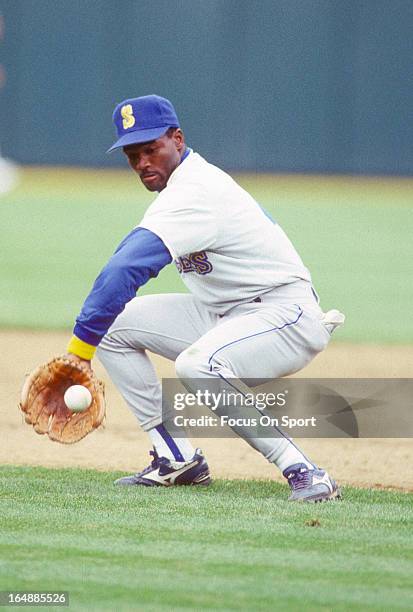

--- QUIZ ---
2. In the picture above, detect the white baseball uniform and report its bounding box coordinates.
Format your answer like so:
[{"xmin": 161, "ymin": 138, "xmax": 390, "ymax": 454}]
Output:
[{"xmin": 96, "ymin": 150, "xmax": 343, "ymax": 471}]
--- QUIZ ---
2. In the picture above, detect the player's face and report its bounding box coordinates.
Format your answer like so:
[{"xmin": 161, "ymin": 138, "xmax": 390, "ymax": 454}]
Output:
[{"xmin": 123, "ymin": 130, "xmax": 185, "ymax": 192}]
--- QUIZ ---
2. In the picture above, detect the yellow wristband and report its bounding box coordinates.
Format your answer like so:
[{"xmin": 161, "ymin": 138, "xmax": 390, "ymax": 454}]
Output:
[{"xmin": 67, "ymin": 335, "xmax": 97, "ymax": 360}]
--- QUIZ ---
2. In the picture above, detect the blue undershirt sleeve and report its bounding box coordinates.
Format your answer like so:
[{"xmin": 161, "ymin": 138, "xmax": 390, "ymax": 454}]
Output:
[{"xmin": 73, "ymin": 227, "xmax": 172, "ymax": 346}]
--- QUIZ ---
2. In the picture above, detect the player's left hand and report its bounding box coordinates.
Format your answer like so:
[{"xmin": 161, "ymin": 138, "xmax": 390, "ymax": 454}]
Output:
[
  {"xmin": 64, "ymin": 352, "xmax": 92, "ymax": 371},
  {"xmin": 19, "ymin": 355, "xmax": 105, "ymax": 444}
]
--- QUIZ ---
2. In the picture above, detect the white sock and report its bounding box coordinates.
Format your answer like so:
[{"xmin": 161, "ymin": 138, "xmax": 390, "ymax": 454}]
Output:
[
  {"xmin": 269, "ymin": 438, "xmax": 315, "ymax": 473},
  {"xmin": 148, "ymin": 424, "xmax": 195, "ymax": 462}
]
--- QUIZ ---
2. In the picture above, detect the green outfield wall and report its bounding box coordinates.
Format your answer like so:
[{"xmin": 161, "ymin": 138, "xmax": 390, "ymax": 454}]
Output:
[{"xmin": 0, "ymin": 0, "xmax": 412, "ymax": 174}]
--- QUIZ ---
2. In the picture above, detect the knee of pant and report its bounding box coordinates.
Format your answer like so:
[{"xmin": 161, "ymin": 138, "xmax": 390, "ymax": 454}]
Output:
[
  {"xmin": 95, "ymin": 333, "xmax": 128, "ymax": 361},
  {"xmin": 96, "ymin": 334, "xmax": 120, "ymax": 353},
  {"xmin": 95, "ymin": 344, "xmax": 108, "ymax": 363},
  {"xmin": 175, "ymin": 347, "xmax": 207, "ymax": 380}
]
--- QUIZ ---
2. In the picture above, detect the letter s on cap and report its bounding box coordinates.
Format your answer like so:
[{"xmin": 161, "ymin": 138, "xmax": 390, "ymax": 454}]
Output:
[{"xmin": 121, "ymin": 104, "xmax": 136, "ymax": 130}]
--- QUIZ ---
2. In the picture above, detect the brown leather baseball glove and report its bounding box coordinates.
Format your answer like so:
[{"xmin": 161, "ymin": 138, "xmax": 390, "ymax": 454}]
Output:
[{"xmin": 19, "ymin": 356, "xmax": 105, "ymax": 444}]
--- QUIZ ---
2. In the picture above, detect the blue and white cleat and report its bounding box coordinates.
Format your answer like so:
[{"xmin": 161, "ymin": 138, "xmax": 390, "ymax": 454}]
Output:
[
  {"xmin": 114, "ymin": 448, "xmax": 211, "ymax": 487},
  {"xmin": 283, "ymin": 463, "xmax": 341, "ymax": 502}
]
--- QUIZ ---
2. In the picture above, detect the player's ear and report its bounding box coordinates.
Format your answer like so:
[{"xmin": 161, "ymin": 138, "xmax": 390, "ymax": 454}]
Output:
[{"xmin": 172, "ymin": 128, "xmax": 185, "ymax": 151}]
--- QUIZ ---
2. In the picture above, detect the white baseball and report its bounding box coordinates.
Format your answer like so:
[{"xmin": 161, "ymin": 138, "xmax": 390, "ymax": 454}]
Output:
[{"xmin": 64, "ymin": 385, "xmax": 92, "ymax": 412}]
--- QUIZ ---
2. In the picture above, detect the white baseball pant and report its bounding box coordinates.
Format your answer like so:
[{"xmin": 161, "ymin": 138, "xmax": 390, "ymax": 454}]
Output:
[{"xmin": 96, "ymin": 286, "xmax": 336, "ymax": 466}]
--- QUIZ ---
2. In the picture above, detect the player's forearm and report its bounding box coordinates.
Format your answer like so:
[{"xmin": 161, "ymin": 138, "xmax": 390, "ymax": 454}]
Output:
[
  {"xmin": 68, "ymin": 268, "xmax": 148, "ymax": 359},
  {"xmin": 67, "ymin": 228, "xmax": 172, "ymax": 359}
]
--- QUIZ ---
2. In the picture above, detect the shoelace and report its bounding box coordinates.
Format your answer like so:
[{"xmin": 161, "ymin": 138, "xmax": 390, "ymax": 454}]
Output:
[
  {"xmin": 288, "ymin": 470, "xmax": 312, "ymax": 490},
  {"xmin": 136, "ymin": 450, "xmax": 161, "ymax": 477}
]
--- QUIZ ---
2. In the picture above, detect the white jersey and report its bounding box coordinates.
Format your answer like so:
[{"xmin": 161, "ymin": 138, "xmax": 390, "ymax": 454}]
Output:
[{"xmin": 139, "ymin": 150, "xmax": 313, "ymax": 314}]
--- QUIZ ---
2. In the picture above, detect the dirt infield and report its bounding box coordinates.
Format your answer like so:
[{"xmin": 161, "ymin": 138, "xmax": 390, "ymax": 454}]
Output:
[{"xmin": 2, "ymin": 330, "xmax": 412, "ymax": 490}]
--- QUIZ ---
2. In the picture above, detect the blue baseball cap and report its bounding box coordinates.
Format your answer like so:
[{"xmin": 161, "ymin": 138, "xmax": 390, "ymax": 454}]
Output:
[{"xmin": 107, "ymin": 94, "xmax": 180, "ymax": 152}]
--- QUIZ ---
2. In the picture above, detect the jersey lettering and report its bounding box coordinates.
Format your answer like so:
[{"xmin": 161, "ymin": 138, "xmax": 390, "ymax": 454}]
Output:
[
  {"xmin": 175, "ymin": 251, "xmax": 213, "ymax": 275},
  {"xmin": 121, "ymin": 104, "xmax": 136, "ymax": 130}
]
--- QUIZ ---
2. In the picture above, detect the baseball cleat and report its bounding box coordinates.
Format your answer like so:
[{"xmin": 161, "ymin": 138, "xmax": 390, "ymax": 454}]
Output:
[
  {"xmin": 283, "ymin": 463, "xmax": 341, "ymax": 503},
  {"xmin": 114, "ymin": 448, "xmax": 211, "ymax": 487}
]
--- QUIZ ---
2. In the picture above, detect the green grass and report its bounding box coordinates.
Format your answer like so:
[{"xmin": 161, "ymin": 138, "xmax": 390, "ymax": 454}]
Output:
[
  {"xmin": 1, "ymin": 168, "xmax": 413, "ymax": 342},
  {"xmin": 0, "ymin": 466, "xmax": 412, "ymax": 611}
]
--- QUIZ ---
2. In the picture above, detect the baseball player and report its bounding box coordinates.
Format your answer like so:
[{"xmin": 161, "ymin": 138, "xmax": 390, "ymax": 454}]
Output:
[{"xmin": 66, "ymin": 94, "xmax": 344, "ymax": 502}]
